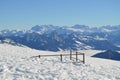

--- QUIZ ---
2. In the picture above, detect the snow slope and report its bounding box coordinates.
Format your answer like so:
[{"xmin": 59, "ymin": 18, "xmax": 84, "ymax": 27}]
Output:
[{"xmin": 0, "ymin": 44, "xmax": 120, "ymax": 80}]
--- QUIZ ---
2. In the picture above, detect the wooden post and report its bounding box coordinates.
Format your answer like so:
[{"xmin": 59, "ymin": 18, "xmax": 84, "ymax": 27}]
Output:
[
  {"xmin": 70, "ymin": 50, "xmax": 72, "ymax": 60},
  {"xmin": 60, "ymin": 54, "xmax": 62, "ymax": 62},
  {"xmin": 76, "ymin": 52, "xmax": 78, "ymax": 62},
  {"xmin": 108, "ymin": 51, "xmax": 111, "ymax": 59},
  {"xmin": 38, "ymin": 55, "xmax": 41, "ymax": 58},
  {"xmin": 83, "ymin": 53, "xmax": 85, "ymax": 64}
]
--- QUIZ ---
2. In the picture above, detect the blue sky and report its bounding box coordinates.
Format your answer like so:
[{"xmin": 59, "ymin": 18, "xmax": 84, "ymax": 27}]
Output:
[{"xmin": 0, "ymin": 0, "xmax": 120, "ymax": 30}]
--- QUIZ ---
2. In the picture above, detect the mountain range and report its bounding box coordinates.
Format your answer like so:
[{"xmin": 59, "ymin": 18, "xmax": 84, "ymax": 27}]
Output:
[{"xmin": 0, "ymin": 24, "xmax": 120, "ymax": 51}]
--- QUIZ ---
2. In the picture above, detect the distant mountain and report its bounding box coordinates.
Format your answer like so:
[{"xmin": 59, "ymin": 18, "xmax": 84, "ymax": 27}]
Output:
[
  {"xmin": 31, "ymin": 25, "xmax": 59, "ymax": 34},
  {"xmin": 92, "ymin": 50, "xmax": 120, "ymax": 61},
  {"xmin": 0, "ymin": 24, "xmax": 120, "ymax": 51},
  {"xmin": 72, "ymin": 24, "xmax": 89, "ymax": 29}
]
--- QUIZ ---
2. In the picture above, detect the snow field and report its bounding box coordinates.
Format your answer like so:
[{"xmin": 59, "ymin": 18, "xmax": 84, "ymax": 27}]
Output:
[{"xmin": 0, "ymin": 44, "xmax": 120, "ymax": 80}]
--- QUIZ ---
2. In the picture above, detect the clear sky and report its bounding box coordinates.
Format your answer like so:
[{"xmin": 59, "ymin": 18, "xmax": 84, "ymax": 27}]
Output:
[{"xmin": 0, "ymin": 0, "xmax": 120, "ymax": 30}]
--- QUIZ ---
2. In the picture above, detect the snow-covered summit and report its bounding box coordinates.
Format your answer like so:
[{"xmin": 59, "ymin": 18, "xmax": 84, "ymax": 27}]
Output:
[{"xmin": 31, "ymin": 25, "xmax": 60, "ymax": 34}]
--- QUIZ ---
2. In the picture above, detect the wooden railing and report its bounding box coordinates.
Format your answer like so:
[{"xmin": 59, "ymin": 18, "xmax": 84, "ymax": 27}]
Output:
[{"xmin": 35, "ymin": 51, "xmax": 85, "ymax": 64}]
